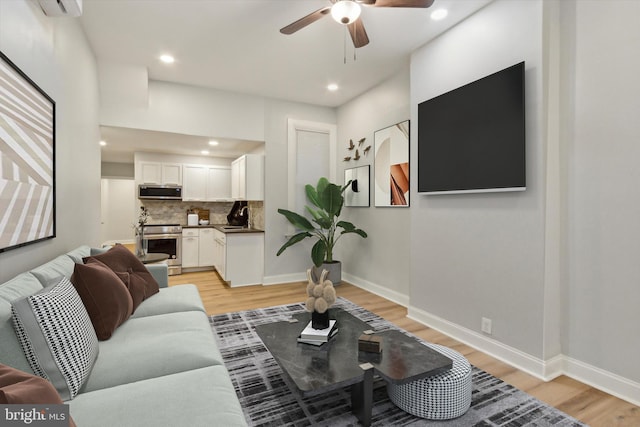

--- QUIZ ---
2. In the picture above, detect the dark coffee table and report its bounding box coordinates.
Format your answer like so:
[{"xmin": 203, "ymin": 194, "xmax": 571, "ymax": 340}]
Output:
[{"xmin": 254, "ymin": 308, "xmax": 452, "ymax": 426}]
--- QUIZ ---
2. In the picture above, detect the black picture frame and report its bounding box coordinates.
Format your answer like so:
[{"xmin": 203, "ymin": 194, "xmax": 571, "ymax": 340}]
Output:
[{"xmin": 0, "ymin": 50, "xmax": 56, "ymax": 253}]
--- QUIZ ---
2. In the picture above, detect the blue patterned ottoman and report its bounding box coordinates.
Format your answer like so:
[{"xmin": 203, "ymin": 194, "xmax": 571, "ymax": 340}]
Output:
[{"xmin": 387, "ymin": 343, "xmax": 472, "ymax": 420}]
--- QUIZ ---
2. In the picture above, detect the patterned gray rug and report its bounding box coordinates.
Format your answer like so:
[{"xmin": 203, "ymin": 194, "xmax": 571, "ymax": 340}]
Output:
[{"xmin": 210, "ymin": 298, "xmax": 586, "ymax": 427}]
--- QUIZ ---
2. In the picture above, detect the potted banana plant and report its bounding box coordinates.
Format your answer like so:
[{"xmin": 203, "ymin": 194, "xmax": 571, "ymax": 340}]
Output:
[{"xmin": 276, "ymin": 177, "xmax": 367, "ymax": 284}]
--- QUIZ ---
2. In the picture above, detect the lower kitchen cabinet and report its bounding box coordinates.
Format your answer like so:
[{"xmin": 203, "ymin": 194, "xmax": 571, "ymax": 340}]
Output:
[
  {"xmin": 198, "ymin": 228, "xmax": 216, "ymax": 266},
  {"xmin": 182, "ymin": 228, "xmax": 215, "ymax": 269},
  {"xmin": 213, "ymin": 230, "xmax": 263, "ymax": 287},
  {"xmin": 182, "ymin": 229, "xmax": 200, "ymax": 268}
]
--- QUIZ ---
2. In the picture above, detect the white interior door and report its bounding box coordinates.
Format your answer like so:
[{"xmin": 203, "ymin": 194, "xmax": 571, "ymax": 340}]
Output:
[
  {"xmin": 101, "ymin": 178, "xmax": 136, "ymax": 245},
  {"xmin": 287, "ymin": 119, "xmax": 337, "ymax": 219}
]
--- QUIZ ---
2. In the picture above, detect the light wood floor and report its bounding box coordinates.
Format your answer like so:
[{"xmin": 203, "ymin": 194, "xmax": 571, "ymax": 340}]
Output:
[{"xmin": 169, "ymin": 270, "xmax": 640, "ymax": 426}]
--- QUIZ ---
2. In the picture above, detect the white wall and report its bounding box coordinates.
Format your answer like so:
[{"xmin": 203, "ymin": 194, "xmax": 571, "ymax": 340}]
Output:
[
  {"xmin": 409, "ymin": 0, "xmax": 547, "ymax": 359},
  {"xmin": 100, "ymin": 77, "xmax": 265, "ymax": 143},
  {"xmin": 0, "ymin": 1, "xmax": 101, "ymax": 283},
  {"xmin": 336, "ymin": 67, "xmax": 412, "ymax": 305},
  {"xmin": 565, "ymin": 0, "xmax": 640, "ymax": 386},
  {"xmin": 262, "ymin": 99, "xmax": 337, "ymax": 282}
]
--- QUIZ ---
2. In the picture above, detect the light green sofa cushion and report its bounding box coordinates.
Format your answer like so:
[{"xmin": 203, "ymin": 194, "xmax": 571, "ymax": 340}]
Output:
[
  {"xmin": 82, "ymin": 311, "xmax": 224, "ymax": 392},
  {"xmin": 0, "ymin": 272, "xmax": 45, "ymax": 373},
  {"xmin": 69, "ymin": 366, "xmax": 247, "ymax": 427},
  {"xmin": 30, "ymin": 254, "xmax": 76, "ymax": 286},
  {"xmin": 65, "ymin": 245, "xmax": 92, "ymax": 264},
  {"xmin": 130, "ymin": 284, "xmax": 204, "ymax": 319}
]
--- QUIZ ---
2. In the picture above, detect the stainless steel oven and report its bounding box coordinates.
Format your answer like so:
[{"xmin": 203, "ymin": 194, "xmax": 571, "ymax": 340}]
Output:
[{"xmin": 142, "ymin": 224, "xmax": 182, "ymax": 275}]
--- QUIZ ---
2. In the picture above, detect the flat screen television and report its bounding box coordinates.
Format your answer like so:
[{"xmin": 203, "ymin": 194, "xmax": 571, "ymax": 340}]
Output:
[{"xmin": 417, "ymin": 62, "xmax": 525, "ymax": 195}]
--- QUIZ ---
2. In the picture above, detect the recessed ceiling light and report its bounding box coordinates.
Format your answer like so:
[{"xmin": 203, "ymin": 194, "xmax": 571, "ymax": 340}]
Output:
[
  {"xmin": 160, "ymin": 54, "xmax": 175, "ymax": 64},
  {"xmin": 201, "ymin": 150, "xmax": 210, "ymax": 155},
  {"xmin": 99, "ymin": 140, "xmax": 107, "ymax": 146},
  {"xmin": 208, "ymin": 140, "xmax": 219, "ymax": 146},
  {"xmin": 327, "ymin": 83, "xmax": 339, "ymax": 92},
  {"xmin": 430, "ymin": 9, "xmax": 448, "ymax": 21}
]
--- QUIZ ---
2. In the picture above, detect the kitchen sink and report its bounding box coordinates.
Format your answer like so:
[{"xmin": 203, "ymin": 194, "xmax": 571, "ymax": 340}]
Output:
[{"xmin": 220, "ymin": 225, "xmax": 245, "ymax": 230}]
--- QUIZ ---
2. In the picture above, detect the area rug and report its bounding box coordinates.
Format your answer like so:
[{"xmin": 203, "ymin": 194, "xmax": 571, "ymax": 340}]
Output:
[{"xmin": 210, "ymin": 298, "xmax": 585, "ymax": 427}]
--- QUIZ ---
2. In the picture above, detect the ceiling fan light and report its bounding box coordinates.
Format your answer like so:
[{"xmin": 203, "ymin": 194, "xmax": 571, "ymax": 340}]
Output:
[{"xmin": 331, "ymin": 0, "xmax": 361, "ymax": 25}]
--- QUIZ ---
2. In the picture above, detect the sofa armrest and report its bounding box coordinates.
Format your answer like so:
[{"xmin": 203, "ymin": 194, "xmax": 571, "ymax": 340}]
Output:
[{"xmin": 146, "ymin": 264, "xmax": 169, "ymax": 288}]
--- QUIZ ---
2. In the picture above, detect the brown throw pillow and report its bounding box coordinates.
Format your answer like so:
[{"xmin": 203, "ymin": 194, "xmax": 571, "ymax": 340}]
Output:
[
  {"xmin": 71, "ymin": 259, "xmax": 133, "ymax": 340},
  {"xmin": 0, "ymin": 364, "xmax": 77, "ymax": 427},
  {"xmin": 0, "ymin": 363, "xmax": 63, "ymax": 404},
  {"xmin": 83, "ymin": 244, "xmax": 159, "ymax": 312},
  {"xmin": 113, "ymin": 269, "xmax": 145, "ymax": 312}
]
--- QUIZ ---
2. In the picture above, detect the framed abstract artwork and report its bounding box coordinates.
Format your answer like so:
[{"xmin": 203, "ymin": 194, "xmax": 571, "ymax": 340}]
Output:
[
  {"xmin": 0, "ymin": 51, "xmax": 56, "ymax": 253},
  {"xmin": 374, "ymin": 120, "xmax": 409, "ymax": 207},
  {"xmin": 344, "ymin": 165, "xmax": 370, "ymax": 207}
]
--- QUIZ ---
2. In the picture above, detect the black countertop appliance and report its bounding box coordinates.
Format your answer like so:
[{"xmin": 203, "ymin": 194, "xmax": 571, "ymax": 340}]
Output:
[{"xmin": 227, "ymin": 201, "xmax": 248, "ymax": 226}]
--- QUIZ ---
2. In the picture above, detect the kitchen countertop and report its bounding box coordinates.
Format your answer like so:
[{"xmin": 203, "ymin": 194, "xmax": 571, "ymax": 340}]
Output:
[{"xmin": 182, "ymin": 224, "xmax": 264, "ymax": 234}]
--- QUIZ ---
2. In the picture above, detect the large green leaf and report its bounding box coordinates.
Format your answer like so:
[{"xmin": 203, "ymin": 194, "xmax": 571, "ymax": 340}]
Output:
[
  {"xmin": 311, "ymin": 240, "xmax": 327, "ymax": 267},
  {"xmin": 316, "ymin": 177, "xmax": 329, "ymax": 195},
  {"xmin": 337, "ymin": 220, "xmax": 355, "ymax": 232},
  {"xmin": 337, "ymin": 221, "xmax": 367, "ymax": 238},
  {"xmin": 277, "ymin": 209, "xmax": 313, "ymax": 230},
  {"xmin": 319, "ymin": 183, "xmax": 343, "ymax": 218},
  {"xmin": 276, "ymin": 231, "xmax": 312, "ymax": 256},
  {"xmin": 307, "ymin": 206, "xmax": 332, "ymax": 230},
  {"xmin": 305, "ymin": 184, "xmax": 321, "ymax": 208}
]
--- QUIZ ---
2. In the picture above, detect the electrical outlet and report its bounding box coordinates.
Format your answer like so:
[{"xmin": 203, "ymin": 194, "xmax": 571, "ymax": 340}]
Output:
[{"xmin": 481, "ymin": 317, "xmax": 492, "ymax": 335}]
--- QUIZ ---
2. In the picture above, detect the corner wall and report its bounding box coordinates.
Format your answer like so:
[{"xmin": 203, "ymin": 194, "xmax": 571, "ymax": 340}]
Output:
[
  {"xmin": 336, "ymin": 68, "xmax": 411, "ymax": 305},
  {"xmin": 564, "ymin": 0, "xmax": 640, "ymax": 392},
  {"xmin": 0, "ymin": 1, "xmax": 101, "ymax": 283}
]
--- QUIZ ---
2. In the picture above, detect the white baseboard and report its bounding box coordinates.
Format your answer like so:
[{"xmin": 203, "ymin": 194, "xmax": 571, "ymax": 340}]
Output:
[
  {"xmin": 342, "ymin": 273, "xmax": 410, "ymax": 308},
  {"xmin": 562, "ymin": 356, "xmax": 640, "ymax": 407},
  {"xmin": 407, "ymin": 304, "xmax": 640, "ymax": 407},
  {"xmin": 262, "ymin": 272, "xmax": 306, "ymax": 286},
  {"xmin": 407, "ymin": 304, "xmax": 557, "ymax": 380}
]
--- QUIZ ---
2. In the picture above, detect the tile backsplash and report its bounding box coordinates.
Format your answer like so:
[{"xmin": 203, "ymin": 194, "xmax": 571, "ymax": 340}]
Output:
[{"xmin": 140, "ymin": 200, "xmax": 264, "ymax": 230}]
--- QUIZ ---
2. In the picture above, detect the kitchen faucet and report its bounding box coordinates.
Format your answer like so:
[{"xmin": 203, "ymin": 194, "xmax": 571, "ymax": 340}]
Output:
[{"xmin": 240, "ymin": 206, "xmax": 251, "ymax": 228}]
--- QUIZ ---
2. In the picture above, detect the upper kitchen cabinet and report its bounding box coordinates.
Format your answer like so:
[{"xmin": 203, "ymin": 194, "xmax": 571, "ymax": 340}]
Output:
[
  {"xmin": 183, "ymin": 165, "xmax": 231, "ymax": 201},
  {"xmin": 139, "ymin": 162, "xmax": 182, "ymax": 186},
  {"xmin": 231, "ymin": 154, "xmax": 264, "ymax": 200}
]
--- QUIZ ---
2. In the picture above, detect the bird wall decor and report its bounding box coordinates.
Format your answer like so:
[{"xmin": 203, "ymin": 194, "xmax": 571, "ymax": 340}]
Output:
[{"xmin": 345, "ymin": 137, "xmax": 367, "ymax": 162}]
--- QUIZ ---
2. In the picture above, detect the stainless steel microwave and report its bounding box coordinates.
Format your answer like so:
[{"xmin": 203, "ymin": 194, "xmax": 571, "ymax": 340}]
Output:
[{"xmin": 138, "ymin": 185, "xmax": 182, "ymax": 200}]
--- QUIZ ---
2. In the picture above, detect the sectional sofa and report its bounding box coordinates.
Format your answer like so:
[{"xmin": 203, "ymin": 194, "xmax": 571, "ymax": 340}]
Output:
[{"xmin": 0, "ymin": 245, "xmax": 247, "ymax": 426}]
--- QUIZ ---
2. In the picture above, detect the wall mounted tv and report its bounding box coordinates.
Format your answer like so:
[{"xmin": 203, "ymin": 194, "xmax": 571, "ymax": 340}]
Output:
[{"xmin": 417, "ymin": 61, "xmax": 525, "ymax": 195}]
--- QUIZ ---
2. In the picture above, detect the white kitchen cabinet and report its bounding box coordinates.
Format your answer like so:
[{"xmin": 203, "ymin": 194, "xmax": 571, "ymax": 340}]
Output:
[
  {"xmin": 215, "ymin": 231, "xmax": 263, "ymax": 287},
  {"xmin": 181, "ymin": 229, "xmax": 199, "ymax": 268},
  {"xmin": 212, "ymin": 229, "xmax": 225, "ymax": 278},
  {"xmin": 162, "ymin": 163, "xmax": 182, "ymax": 185},
  {"xmin": 198, "ymin": 228, "xmax": 216, "ymax": 267},
  {"xmin": 183, "ymin": 228, "xmax": 216, "ymax": 268},
  {"xmin": 206, "ymin": 166, "xmax": 231, "ymax": 200},
  {"xmin": 139, "ymin": 162, "xmax": 182, "ymax": 185},
  {"xmin": 231, "ymin": 154, "xmax": 263, "ymax": 200},
  {"xmin": 183, "ymin": 165, "xmax": 231, "ymax": 201},
  {"xmin": 182, "ymin": 165, "xmax": 207, "ymax": 201}
]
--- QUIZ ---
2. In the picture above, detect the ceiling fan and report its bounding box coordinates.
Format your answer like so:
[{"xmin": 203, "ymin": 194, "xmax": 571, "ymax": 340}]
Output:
[{"xmin": 280, "ymin": 0, "xmax": 435, "ymax": 48}]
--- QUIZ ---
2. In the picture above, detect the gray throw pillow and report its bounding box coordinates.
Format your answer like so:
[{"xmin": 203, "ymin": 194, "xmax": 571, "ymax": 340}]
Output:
[{"xmin": 11, "ymin": 277, "xmax": 99, "ymax": 401}]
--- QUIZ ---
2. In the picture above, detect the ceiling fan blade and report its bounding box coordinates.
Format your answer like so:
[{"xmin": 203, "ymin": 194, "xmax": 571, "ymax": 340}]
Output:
[
  {"xmin": 280, "ymin": 7, "xmax": 332, "ymax": 35},
  {"xmin": 348, "ymin": 18, "xmax": 370, "ymax": 48},
  {"xmin": 361, "ymin": 0, "xmax": 435, "ymax": 7}
]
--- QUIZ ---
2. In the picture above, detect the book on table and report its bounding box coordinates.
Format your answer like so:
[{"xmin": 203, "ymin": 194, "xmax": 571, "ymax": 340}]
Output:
[{"xmin": 298, "ymin": 320, "xmax": 338, "ymax": 345}]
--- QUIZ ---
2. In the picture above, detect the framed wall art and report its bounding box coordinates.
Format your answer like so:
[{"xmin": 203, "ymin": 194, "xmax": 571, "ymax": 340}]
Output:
[
  {"xmin": 0, "ymin": 51, "xmax": 56, "ymax": 253},
  {"xmin": 344, "ymin": 165, "xmax": 370, "ymax": 207},
  {"xmin": 374, "ymin": 120, "xmax": 409, "ymax": 207}
]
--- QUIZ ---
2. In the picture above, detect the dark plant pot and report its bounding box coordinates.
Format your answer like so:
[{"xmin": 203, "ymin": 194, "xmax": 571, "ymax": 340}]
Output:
[
  {"xmin": 311, "ymin": 310, "xmax": 330, "ymax": 330},
  {"xmin": 311, "ymin": 261, "xmax": 341, "ymax": 285}
]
